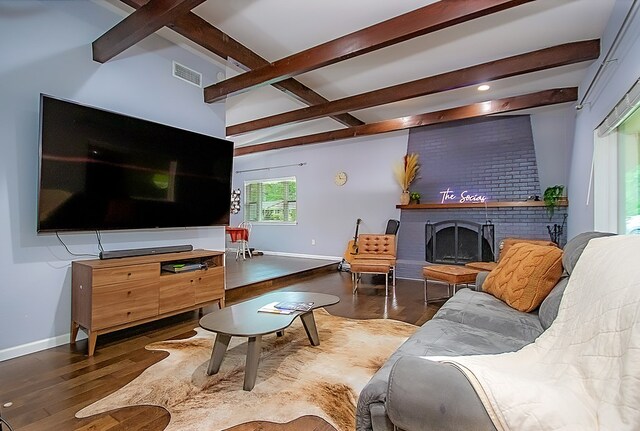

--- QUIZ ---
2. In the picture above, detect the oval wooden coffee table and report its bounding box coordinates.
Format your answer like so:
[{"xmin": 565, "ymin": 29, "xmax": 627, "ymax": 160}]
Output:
[{"xmin": 199, "ymin": 291, "xmax": 339, "ymax": 390}]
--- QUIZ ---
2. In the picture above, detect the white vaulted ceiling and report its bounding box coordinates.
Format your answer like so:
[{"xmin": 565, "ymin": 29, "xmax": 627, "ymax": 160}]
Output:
[{"xmin": 97, "ymin": 0, "xmax": 616, "ymax": 150}]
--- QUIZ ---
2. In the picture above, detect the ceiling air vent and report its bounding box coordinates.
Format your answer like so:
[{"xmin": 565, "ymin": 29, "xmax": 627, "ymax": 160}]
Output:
[{"xmin": 172, "ymin": 61, "xmax": 202, "ymax": 88}]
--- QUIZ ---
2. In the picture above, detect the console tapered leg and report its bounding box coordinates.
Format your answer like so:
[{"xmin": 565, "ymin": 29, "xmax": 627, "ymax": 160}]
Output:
[
  {"xmin": 87, "ymin": 331, "xmax": 98, "ymax": 356},
  {"xmin": 70, "ymin": 321, "xmax": 79, "ymax": 345}
]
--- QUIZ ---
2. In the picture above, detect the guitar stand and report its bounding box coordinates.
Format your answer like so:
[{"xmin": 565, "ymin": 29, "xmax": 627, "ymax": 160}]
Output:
[{"xmin": 337, "ymin": 256, "xmax": 355, "ymax": 272}]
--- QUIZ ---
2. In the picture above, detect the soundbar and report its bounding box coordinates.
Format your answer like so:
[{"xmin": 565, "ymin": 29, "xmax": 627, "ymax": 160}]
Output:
[{"xmin": 99, "ymin": 244, "xmax": 193, "ymax": 260}]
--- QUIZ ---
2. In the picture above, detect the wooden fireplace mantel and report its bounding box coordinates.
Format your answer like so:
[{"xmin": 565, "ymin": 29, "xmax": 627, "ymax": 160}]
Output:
[{"xmin": 396, "ymin": 200, "xmax": 569, "ymax": 209}]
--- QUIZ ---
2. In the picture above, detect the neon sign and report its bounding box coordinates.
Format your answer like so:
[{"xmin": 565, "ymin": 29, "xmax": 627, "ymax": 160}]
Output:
[{"xmin": 439, "ymin": 188, "xmax": 487, "ymax": 204}]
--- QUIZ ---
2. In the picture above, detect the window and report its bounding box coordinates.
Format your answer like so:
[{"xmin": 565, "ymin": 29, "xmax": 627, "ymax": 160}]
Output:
[
  {"xmin": 244, "ymin": 177, "xmax": 297, "ymax": 223},
  {"xmin": 594, "ymin": 79, "xmax": 640, "ymax": 234}
]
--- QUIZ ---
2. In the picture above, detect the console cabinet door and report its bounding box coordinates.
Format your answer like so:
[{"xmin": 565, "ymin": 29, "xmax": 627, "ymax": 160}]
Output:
[
  {"xmin": 158, "ymin": 272, "xmax": 198, "ymax": 314},
  {"xmin": 92, "ymin": 279, "xmax": 159, "ymax": 330},
  {"xmin": 195, "ymin": 267, "xmax": 224, "ymax": 303}
]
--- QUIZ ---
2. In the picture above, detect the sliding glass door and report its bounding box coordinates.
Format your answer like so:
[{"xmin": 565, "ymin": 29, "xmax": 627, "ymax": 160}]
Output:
[
  {"xmin": 618, "ymin": 108, "xmax": 640, "ymax": 234},
  {"xmin": 593, "ymin": 78, "xmax": 640, "ymax": 235}
]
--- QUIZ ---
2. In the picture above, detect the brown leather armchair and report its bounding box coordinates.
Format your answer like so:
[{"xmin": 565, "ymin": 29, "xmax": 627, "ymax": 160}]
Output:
[{"xmin": 350, "ymin": 234, "xmax": 397, "ymax": 296}]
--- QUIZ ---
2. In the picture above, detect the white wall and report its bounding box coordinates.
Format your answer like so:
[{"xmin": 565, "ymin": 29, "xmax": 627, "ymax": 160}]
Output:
[
  {"xmin": 230, "ymin": 132, "xmax": 409, "ymax": 258},
  {"xmin": 568, "ymin": 0, "xmax": 640, "ymax": 238},
  {"xmin": 0, "ymin": 1, "xmax": 227, "ymax": 359}
]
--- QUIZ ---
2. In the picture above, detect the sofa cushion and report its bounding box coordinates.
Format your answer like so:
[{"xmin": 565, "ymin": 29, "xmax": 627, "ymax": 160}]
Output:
[
  {"xmin": 386, "ymin": 357, "xmax": 497, "ymax": 431},
  {"xmin": 483, "ymin": 243, "xmax": 563, "ymax": 312},
  {"xmin": 562, "ymin": 231, "xmax": 616, "ymax": 275},
  {"xmin": 355, "ymin": 316, "xmax": 537, "ymax": 431},
  {"xmin": 537, "ymin": 231, "xmax": 616, "ymax": 329},
  {"xmin": 434, "ymin": 288, "xmax": 544, "ymax": 341},
  {"xmin": 538, "ymin": 277, "xmax": 568, "ymax": 330}
]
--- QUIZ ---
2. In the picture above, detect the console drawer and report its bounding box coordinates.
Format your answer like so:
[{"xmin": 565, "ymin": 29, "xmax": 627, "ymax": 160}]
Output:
[
  {"xmin": 92, "ymin": 279, "xmax": 159, "ymax": 329},
  {"xmin": 93, "ymin": 263, "xmax": 159, "ymax": 287}
]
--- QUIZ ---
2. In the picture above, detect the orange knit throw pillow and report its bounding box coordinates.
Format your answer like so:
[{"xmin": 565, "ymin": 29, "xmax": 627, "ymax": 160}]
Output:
[{"xmin": 483, "ymin": 243, "xmax": 563, "ymax": 312}]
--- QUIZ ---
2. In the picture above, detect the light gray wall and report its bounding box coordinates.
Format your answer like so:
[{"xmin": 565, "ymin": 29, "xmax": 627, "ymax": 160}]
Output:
[
  {"xmin": 230, "ymin": 132, "xmax": 408, "ymax": 257},
  {"xmin": 229, "ymin": 110, "xmax": 578, "ymax": 260},
  {"xmin": 531, "ymin": 105, "xmax": 576, "ymax": 193},
  {"xmin": 0, "ymin": 1, "xmax": 227, "ymax": 358},
  {"xmin": 568, "ymin": 0, "xmax": 640, "ymax": 238}
]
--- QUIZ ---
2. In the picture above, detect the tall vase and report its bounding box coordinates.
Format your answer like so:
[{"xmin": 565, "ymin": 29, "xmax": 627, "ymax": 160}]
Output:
[{"xmin": 400, "ymin": 191, "xmax": 410, "ymax": 205}]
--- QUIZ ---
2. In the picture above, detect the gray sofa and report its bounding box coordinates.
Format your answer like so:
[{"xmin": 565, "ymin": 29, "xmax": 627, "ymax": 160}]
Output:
[{"xmin": 356, "ymin": 231, "xmax": 614, "ymax": 431}]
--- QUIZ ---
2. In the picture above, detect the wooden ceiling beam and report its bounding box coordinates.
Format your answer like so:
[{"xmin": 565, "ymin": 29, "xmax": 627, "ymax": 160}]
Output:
[
  {"xmin": 228, "ymin": 40, "xmax": 599, "ymax": 136},
  {"xmin": 204, "ymin": 0, "xmax": 534, "ymax": 103},
  {"xmin": 118, "ymin": 0, "xmax": 363, "ymax": 128},
  {"xmin": 93, "ymin": 0, "xmax": 206, "ymax": 63},
  {"xmin": 234, "ymin": 87, "xmax": 578, "ymax": 156}
]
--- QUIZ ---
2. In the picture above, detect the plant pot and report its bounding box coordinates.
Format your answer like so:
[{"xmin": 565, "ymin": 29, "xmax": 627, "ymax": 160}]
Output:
[
  {"xmin": 410, "ymin": 199, "xmax": 420, "ymax": 204},
  {"xmin": 400, "ymin": 191, "xmax": 410, "ymax": 205}
]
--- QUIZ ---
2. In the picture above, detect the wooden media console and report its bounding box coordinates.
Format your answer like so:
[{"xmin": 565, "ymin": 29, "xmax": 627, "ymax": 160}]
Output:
[{"xmin": 71, "ymin": 249, "xmax": 225, "ymax": 356}]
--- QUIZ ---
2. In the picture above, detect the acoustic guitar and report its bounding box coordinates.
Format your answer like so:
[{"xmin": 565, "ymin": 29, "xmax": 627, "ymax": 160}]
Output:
[{"xmin": 342, "ymin": 218, "xmax": 362, "ymax": 265}]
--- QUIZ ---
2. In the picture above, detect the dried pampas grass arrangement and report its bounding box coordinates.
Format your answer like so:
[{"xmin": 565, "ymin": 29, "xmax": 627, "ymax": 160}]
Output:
[{"xmin": 393, "ymin": 153, "xmax": 420, "ymax": 192}]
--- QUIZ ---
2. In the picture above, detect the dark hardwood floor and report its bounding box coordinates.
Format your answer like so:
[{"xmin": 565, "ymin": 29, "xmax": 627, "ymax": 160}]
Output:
[
  {"xmin": 0, "ymin": 265, "xmax": 445, "ymax": 431},
  {"xmin": 225, "ymin": 251, "xmax": 339, "ymax": 289}
]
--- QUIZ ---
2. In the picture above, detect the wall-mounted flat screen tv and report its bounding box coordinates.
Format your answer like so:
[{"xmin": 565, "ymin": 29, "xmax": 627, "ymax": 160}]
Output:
[{"xmin": 37, "ymin": 94, "xmax": 234, "ymax": 232}]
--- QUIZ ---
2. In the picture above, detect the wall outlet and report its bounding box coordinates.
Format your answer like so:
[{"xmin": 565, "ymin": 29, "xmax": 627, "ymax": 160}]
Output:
[{"xmin": 311, "ymin": 239, "xmax": 316, "ymax": 245}]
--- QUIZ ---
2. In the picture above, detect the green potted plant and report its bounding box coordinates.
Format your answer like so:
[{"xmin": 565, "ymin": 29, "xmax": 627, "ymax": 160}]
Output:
[
  {"xmin": 410, "ymin": 191, "xmax": 421, "ymax": 204},
  {"xmin": 543, "ymin": 185, "xmax": 565, "ymax": 220}
]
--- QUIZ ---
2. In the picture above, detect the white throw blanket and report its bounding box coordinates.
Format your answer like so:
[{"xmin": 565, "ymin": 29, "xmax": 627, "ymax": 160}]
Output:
[{"xmin": 431, "ymin": 235, "xmax": 640, "ymax": 430}]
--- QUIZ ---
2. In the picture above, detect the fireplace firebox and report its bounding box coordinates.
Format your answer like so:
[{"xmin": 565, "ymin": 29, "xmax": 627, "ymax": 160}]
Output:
[{"xmin": 425, "ymin": 220, "xmax": 495, "ymax": 264}]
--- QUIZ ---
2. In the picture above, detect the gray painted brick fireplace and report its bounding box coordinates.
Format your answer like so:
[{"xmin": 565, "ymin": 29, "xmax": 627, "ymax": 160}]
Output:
[{"xmin": 396, "ymin": 115, "xmax": 568, "ymax": 280}]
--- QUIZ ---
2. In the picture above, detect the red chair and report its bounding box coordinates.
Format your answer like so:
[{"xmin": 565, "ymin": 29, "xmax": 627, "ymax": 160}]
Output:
[{"xmin": 226, "ymin": 222, "xmax": 252, "ymax": 260}]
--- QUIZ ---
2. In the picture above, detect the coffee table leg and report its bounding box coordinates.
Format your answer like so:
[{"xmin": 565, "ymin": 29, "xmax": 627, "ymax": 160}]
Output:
[
  {"xmin": 300, "ymin": 311, "xmax": 320, "ymax": 346},
  {"xmin": 244, "ymin": 335, "xmax": 262, "ymax": 391},
  {"xmin": 207, "ymin": 333, "xmax": 231, "ymax": 375}
]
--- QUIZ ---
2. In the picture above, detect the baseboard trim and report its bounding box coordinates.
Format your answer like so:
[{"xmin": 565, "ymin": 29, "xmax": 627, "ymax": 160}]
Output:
[
  {"xmin": 260, "ymin": 250, "xmax": 341, "ymax": 261},
  {"xmin": 0, "ymin": 331, "xmax": 87, "ymax": 362},
  {"xmin": 225, "ymin": 247, "xmax": 340, "ymax": 261}
]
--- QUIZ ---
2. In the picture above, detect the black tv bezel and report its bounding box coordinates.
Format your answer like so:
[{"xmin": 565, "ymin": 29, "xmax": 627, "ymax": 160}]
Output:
[{"xmin": 36, "ymin": 93, "xmax": 234, "ymax": 233}]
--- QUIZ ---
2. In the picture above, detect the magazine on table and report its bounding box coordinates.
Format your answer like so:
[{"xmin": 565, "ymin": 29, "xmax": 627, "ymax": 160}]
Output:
[
  {"xmin": 257, "ymin": 302, "xmax": 296, "ymax": 315},
  {"xmin": 274, "ymin": 301, "xmax": 314, "ymax": 312}
]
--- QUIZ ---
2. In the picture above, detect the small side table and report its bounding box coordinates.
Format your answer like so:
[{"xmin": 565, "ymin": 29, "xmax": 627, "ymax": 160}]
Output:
[{"xmin": 423, "ymin": 265, "xmax": 479, "ymax": 304}]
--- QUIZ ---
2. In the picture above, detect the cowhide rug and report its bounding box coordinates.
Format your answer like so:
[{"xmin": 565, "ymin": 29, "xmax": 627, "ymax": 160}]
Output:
[{"xmin": 76, "ymin": 309, "xmax": 417, "ymax": 431}]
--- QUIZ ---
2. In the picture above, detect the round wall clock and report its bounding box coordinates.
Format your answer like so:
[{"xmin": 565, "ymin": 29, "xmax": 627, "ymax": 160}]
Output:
[{"xmin": 334, "ymin": 171, "xmax": 348, "ymax": 186}]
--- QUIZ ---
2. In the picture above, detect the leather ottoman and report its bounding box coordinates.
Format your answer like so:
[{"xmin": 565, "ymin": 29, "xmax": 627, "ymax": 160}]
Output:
[
  {"xmin": 351, "ymin": 259, "xmax": 393, "ymax": 296},
  {"xmin": 423, "ymin": 265, "xmax": 479, "ymax": 303}
]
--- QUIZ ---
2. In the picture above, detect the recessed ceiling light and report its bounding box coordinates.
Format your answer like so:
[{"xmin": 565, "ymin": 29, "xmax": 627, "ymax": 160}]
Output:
[{"xmin": 478, "ymin": 84, "xmax": 490, "ymax": 91}]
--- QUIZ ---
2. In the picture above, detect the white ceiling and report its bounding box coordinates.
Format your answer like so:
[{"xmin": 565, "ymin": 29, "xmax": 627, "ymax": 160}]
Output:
[{"xmin": 100, "ymin": 0, "xmax": 617, "ymax": 148}]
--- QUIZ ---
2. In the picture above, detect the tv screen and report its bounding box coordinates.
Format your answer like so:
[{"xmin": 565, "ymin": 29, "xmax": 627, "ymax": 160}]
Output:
[{"xmin": 37, "ymin": 94, "xmax": 234, "ymax": 232}]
